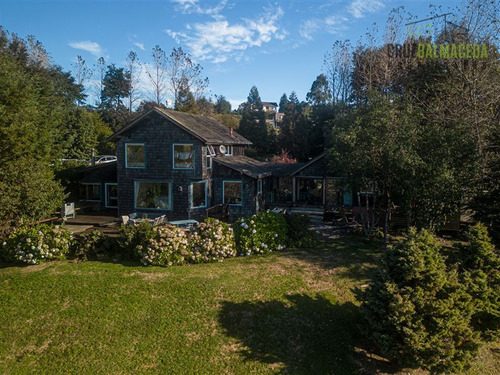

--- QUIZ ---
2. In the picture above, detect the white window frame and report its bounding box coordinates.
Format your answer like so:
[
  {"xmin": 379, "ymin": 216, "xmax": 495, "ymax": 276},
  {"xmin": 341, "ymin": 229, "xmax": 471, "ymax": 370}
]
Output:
[
  {"xmin": 223, "ymin": 180, "xmax": 243, "ymax": 206},
  {"xmin": 207, "ymin": 145, "xmax": 216, "ymax": 157},
  {"xmin": 190, "ymin": 180, "xmax": 208, "ymax": 208},
  {"xmin": 105, "ymin": 183, "xmax": 118, "ymax": 208},
  {"xmin": 173, "ymin": 143, "xmax": 194, "ymax": 170},
  {"xmin": 257, "ymin": 179, "xmax": 263, "ymax": 195},
  {"xmin": 224, "ymin": 145, "xmax": 233, "ymax": 156},
  {"xmin": 125, "ymin": 143, "xmax": 146, "ymax": 169}
]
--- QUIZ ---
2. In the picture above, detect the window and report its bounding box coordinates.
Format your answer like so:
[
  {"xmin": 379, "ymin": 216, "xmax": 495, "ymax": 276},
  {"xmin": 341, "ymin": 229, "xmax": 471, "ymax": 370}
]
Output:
[
  {"xmin": 191, "ymin": 181, "xmax": 207, "ymax": 208},
  {"xmin": 173, "ymin": 144, "xmax": 194, "ymax": 169},
  {"xmin": 125, "ymin": 143, "xmax": 145, "ymax": 168},
  {"xmin": 223, "ymin": 181, "xmax": 243, "ymax": 205},
  {"xmin": 206, "ymin": 147, "xmax": 212, "ymax": 169},
  {"xmin": 134, "ymin": 181, "xmax": 172, "ymax": 210},
  {"xmin": 81, "ymin": 183, "xmax": 101, "ymax": 201},
  {"xmin": 223, "ymin": 145, "xmax": 233, "ymax": 156},
  {"xmin": 105, "ymin": 183, "xmax": 118, "ymax": 208},
  {"xmin": 207, "ymin": 145, "xmax": 216, "ymax": 157}
]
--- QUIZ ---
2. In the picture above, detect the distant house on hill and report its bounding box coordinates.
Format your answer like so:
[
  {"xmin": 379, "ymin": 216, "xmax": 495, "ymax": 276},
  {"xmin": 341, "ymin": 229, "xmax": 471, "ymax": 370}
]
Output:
[
  {"xmin": 77, "ymin": 108, "xmax": 350, "ymax": 220},
  {"xmin": 262, "ymin": 102, "xmax": 278, "ymax": 112}
]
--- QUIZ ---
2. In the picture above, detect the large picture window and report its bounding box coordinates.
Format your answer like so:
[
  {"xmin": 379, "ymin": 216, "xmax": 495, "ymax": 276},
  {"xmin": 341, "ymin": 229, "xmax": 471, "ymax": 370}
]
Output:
[
  {"xmin": 173, "ymin": 144, "xmax": 194, "ymax": 169},
  {"xmin": 134, "ymin": 181, "xmax": 171, "ymax": 210},
  {"xmin": 191, "ymin": 181, "xmax": 207, "ymax": 208},
  {"xmin": 125, "ymin": 143, "xmax": 145, "ymax": 168},
  {"xmin": 81, "ymin": 183, "xmax": 101, "ymax": 201},
  {"xmin": 223, "ymin": 181, "xmax": 242, "ymax": 205}
]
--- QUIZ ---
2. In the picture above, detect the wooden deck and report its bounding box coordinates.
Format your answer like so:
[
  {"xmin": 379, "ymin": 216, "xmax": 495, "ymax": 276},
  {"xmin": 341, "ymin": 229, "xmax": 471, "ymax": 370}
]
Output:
[{"xmin": 57, "ymin": 214, "xmax": 121, "ymax": 235}]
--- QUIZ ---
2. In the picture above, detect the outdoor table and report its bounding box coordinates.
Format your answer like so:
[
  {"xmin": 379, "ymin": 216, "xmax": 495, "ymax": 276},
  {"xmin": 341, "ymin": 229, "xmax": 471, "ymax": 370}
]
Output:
[{"xmin": 169, "ymin": 219, "xmax": 199, "ymax": 229}]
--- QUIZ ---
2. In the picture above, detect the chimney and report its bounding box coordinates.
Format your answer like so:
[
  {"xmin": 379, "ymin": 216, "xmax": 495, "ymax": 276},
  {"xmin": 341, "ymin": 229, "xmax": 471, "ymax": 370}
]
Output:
[{"xmin": 230, "ymin": 128, "xmax": 234, "ymax": 137}]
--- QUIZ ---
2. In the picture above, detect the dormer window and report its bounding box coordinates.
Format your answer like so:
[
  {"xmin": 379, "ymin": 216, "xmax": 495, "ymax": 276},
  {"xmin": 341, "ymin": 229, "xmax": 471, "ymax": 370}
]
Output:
[{"xmin": 173, "ymin": 144, "xmax": 194, "ymax": 169}]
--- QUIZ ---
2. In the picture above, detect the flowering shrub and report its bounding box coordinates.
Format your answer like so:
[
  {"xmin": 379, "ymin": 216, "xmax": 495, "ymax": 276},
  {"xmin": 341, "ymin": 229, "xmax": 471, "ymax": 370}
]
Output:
[
  {"xmin": 117, "ymin": 221, "xmax": 157, "ymax": 259},
  {"xmin": 191, "ymin": 218, "xmax": 236, "ymax": 263},
  {"xmin": 137, "ymin": 224, "xmax": 192, "ymax": 266},
  {"xmin": 2, "ymin": 224, "xmax": 72, "ymax": 264},
  {"xmin": 234, "ymin": 211, "xmax": 288, "ymax": 256},
  {"xmin": 73, "ymin": 230, "xmax": 117, "ymax": 261}
]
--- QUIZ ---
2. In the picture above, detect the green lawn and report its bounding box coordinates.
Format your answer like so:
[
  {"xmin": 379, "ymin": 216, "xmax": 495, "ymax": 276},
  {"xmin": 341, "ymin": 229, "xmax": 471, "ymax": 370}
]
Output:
[{"xmin": 0, "ymin": 236, "xmax": 498, "ymax": 374}]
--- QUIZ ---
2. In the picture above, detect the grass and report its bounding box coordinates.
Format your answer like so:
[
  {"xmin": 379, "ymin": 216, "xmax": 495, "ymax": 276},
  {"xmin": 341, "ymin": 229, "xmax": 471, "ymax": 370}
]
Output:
[{"xmin": 0, "ymin": 235, "xmax": 499, "ymax": 374}]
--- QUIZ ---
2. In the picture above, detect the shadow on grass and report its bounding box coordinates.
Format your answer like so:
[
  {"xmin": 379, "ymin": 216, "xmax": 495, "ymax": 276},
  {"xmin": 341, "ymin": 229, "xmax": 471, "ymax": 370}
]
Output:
[
  {"xmin": 283, "ymin": 235, "xmax": 383, "ymax": 282},
  {"xmin": 218, "ymin": 293, "xmax": 396, "ymax": 374}
]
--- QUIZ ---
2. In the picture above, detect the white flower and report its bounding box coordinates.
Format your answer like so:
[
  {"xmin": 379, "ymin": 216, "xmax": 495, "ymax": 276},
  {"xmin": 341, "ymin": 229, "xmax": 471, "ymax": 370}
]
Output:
[
  {"xmin": 274, "ymin": 233, "xmax": 278, "ymax": 238},
  {"xmin": 252, "ymin": 229, "xmax": 256, "ymax": 234},
  {"xmin": 2, "ymin": 242, "xmax": 6, "ymax": 246}
]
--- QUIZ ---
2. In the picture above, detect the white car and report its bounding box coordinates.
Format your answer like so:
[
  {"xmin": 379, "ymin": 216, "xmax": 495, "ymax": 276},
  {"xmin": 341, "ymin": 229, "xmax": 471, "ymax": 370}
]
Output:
[{"xmin": 94, "ymin": 155, "xmax": 117, "ymax": 164}]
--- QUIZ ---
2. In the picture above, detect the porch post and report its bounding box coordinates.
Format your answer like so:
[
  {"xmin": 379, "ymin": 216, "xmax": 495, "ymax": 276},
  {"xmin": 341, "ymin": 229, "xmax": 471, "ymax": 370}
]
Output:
[
  {"xmin": 292, "ymin": 178, "xmax": 296, "ymax": 203},
  {"xmin": 322, "ymin": 178, "xmax": 326, "ymax": 206}
]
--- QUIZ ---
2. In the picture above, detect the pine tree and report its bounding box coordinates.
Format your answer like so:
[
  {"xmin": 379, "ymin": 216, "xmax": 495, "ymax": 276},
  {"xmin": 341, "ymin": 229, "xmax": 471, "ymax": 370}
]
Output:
[
  {"xmin": 238, "ymin": 86, "xmax": 268, "ymax": 153},
  {"xmin": 363, "ymin": 229, "xmax": 480, "ymax": 373}
]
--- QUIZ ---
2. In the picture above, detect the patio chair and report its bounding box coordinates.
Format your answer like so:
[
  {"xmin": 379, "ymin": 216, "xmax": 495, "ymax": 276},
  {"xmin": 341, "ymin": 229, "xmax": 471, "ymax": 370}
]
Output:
[{"xmin": 121, "ymin": 215, "xmax": 130, "ymax": 225}]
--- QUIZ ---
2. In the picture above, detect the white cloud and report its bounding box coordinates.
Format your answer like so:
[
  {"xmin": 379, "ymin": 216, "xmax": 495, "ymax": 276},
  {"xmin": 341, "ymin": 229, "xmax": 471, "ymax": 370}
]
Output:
[
  {"xmin": 166, "ymin": 5, "xmax": 286, "ymax": 63},
  {"xmin": 171, "ymin": 0, "xmax": 227, "ymax": 15},
  {"xmin": 299, "ymin": 15, "xmax": 348, "ymax": 41},
  {"xmin": 134, "ymin": 42, "xmax": 145, "ymax": 51},
  {"xmin": 68, "ymin": 41, "xmax": 103, "ymax": 57},
  {"xmin": 347, "ymin": 0, "xmax": 385, "ymax": 19}
]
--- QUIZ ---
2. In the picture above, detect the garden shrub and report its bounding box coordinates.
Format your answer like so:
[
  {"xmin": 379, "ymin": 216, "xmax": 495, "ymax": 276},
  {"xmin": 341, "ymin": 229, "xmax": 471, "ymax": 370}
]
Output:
[
  {"xmin": 137, "ymin": 224, "xmax": 191, "ymax": 266},
  {"xmin": 73, "ymin": 230, "xmax": 117, "ymax": 261},
  {"xmin": 2, "ymin": 224, "xmax": 72, "ymax": 264},
  {"xmin": 459, "ymin": 223, "xmax": 500, "ymax": 340},
  {"xmin": 234, "ymin": 211, "xmax": 287, "ymax": 255},
  {"xmin": 191, "ymin": 218, "xmax": 236, "ymax": 263},
  {"xmin": 362, "ymin": 228, "xmax": 480, "ymax": 374},
  {"xmin": 285, "ymin": 213, "xmax": 316, "ymax": 248},
  {"xmin": 117, "ymin": 221, "xmax": 157, "ymax": 259}
]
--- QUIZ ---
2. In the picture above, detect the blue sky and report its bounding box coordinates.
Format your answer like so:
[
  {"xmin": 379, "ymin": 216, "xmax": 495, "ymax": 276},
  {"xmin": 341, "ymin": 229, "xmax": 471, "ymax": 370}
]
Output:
[{"xmin": 1, "ymin": 0, "xmax": 462, "ymax": 109}]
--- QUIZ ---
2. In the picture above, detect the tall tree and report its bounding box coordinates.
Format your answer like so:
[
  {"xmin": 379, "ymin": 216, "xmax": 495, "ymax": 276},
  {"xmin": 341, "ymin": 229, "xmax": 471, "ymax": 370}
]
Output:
[
  {"xmin": 125, "ymin": 51, "xmax": 142, "ymax": 112},
  {"xmin": 323, "ymin": 40, "xmax": 353, "ymax": 103},
  {"xmin": 99, "ymin": 64, "xmax": 131, "ymax": 131},
  {"xmin": 214, "ymin": 95, "xmax": 231, "ymax": 114},
  {"xmin": 175, "ymin": 77, "xmax": 197, "ymax": 114},
  {"xmin": 278, "ymin": 93, "xmax": 288, "ymax": 112},
  {"xmin": 72, "ymin": 55, "xmax": 91, "ymax": 105},
  {"xmin": 167, "ymin": 47, "xmax": 209, "ymax": 108},
  {"xmin": 238, "ymin": 86, "xmax": 269, "ymax": 153},
  {"xmin": 146, "ymin": 45, "xmax": 168, "ymax": 105},
  {"xmin": 93, "ymin": 57, "xmax": 106, "ymax": 106}
]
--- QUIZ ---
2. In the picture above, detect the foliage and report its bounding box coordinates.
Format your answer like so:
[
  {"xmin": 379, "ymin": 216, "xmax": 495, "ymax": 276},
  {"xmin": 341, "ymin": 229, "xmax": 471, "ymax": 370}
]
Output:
[
  {"xmin": 2, "ymin": 224, "xmax": 72, "ymax": 264},
  {"xmin": 234, "ymin": 211, "xmax": 288, "ymax": 255},
  {"xmin": 190, "ymin": 218, "xmax": 236, "ymax": 263},
  {"xmin": 362, "ymin": 228, "xmax": 480, "ymax": 373},
  {"xmin": 459, "ymin": 223, "xmax": 500, "ymax": 339},
  {"xmin": 284, "ymin": 213, "xmax": 316, "ymax": 248},
  {"xmin": 214, "ymin": 94, "xmax": 231, "ymax": 114},
  {"xmin": 117, "ymin": 221, "xmax": 157, "ymax": 259},
  {"xmin": 73, "ymin": 230, "xmax": 117, "ymax": 261},
  {"xmin": 137, "ymin": 224, "xmax": 191, "ymax": 267},
  {"xmin": 238, "ymin": 86, "xmax": 270, "ymax": 154}
]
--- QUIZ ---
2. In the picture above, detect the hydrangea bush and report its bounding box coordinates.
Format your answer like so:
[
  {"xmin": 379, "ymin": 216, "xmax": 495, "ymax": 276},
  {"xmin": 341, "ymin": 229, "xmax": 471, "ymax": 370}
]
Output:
[
  {"xmin": 2, "ymin": 224, "xmax": 72, "ymax": 264},
  {"xmin": 191, "ymin": 218, "xmax": 236, "ymax": 263},
  {"xmin": 73, "ymin": 230, "xmax": 117, "ymax": 261},
  {"xmin": 137, "ymin": 224, "xmax": 192, "ymax": 266},
  {"xmin": 234, "ymin": 211, "xmax": 288, "ymax": 256}
]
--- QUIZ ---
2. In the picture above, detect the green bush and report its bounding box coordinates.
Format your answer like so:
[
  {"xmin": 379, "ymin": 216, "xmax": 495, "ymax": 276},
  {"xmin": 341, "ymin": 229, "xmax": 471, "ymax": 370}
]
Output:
[
  {"xmin": 191, "ymin": 218, "xmax": 236, "ymax": 263},
  {"xmin": 285, "ymin": 213, "xmax": 316, "ymax": 248},
  {"xmin": 234, "ymin": 211, "xmax": 287, "ymax": 255},
  {"xmin": 460, "ymin": 223, "xmax": 500, "ymax": 339},
  {"xmin": 117, "ymin": 221, "xmax": 157, "ymax": 259},
  {"xmin": 2, "ymin": 224, "xmax": 72, "ymax": 264},
  {"xmin": 137, "ymin": 224, "xmax": 191, "ymax": 266},
  {"xmin": 362, "ymin": 228, "xmax": 480, "ymax": 373},
  {"xmin": 73, "ymin": 230, "xmax": 116, "ymax": 261}
]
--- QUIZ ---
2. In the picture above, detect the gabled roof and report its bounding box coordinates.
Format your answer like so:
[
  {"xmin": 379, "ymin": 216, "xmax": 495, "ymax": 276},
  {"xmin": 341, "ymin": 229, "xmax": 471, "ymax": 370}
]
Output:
[
  {"xmin": 109, "ymin": 107, "xmax": 252, "ymax": 145},
  {"xmin": 289, "ymin": 152, "xmax": 327, "ymax": 176},
  {"xmin": 213, "ymin": 156, "xmax": 306, "ymax": 179},
  {"xmin": 213, "ymin": 156, "xmax": 273, "ymax": 179}
]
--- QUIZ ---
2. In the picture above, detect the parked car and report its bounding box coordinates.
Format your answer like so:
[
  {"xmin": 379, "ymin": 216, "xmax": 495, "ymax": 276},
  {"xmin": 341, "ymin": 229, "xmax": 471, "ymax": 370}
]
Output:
[{"xmin": 94, "ymin": 155, "xmax": 117, "ymax": 164}]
